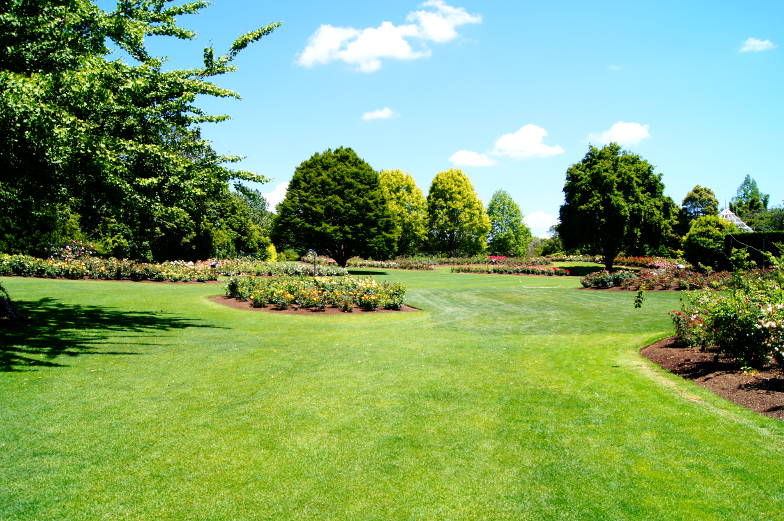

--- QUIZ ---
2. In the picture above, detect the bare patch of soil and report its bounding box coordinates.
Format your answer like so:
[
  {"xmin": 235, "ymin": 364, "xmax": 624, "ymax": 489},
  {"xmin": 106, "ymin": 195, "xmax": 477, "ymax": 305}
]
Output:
[
  {"xmin": 641, "ymin": 337, "xmax": 784, "ymax": 420},
  {"xmin": 209, "ymin": 295, "xmax": 420, "ymax": 315}
]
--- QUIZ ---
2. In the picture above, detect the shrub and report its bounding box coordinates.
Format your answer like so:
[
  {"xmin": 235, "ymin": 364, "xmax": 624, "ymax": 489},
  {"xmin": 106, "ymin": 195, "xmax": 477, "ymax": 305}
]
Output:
[
  {"xmin": 671, "ymin": 257, "xmax": 784, "ymax": 367},
  {"xmin": 580, "ymin": 270, "xmax": 637, "ymax": 288},
  {"xmin": 725, "ymin": 232, "xmax": 784, "ymax": 268},
  {"xmin": 265, "ymin": 244, "xmax": 278, "ymax": 263},
  {"xmin": 683, "ymin": 216, "xmax": 736, "ymax": 271}
]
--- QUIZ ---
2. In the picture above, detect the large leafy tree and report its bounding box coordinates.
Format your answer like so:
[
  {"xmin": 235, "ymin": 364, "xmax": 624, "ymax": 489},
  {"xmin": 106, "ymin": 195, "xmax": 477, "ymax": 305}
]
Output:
[
  {"xmin": 486, "ymin": 190, "xmax": 532, "ymax": 256},
  {"xmin": 272, "ymin": 147, "xmax": 396, "ymax": 266},
  {"xmin": 378, "ymin": 169, "xmax": 427, "ymax": 256},
  {"xmin": 558, "ymin": 144, "xmax": 676, "ymax": 271},
  {"xmin": 678, "ymin": 185, "xmax": 719, "ymax": 234},
  {"xmin": 0, "ymin": 0, "xmax": 278, "ymax": 260},
  {"xmin": 426, "ymin": 169, "xmax": 490, "ymax": 256}
]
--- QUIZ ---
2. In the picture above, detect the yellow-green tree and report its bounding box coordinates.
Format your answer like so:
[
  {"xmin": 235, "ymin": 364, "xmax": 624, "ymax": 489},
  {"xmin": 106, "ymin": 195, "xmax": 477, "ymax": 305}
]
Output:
[
  {"xmin": 426, "ymin": 169, "xmax": 490, "ymax": 256},
  {"xmin": 378, "ymin": 169, "xmax": 427, "ymax": 256}
]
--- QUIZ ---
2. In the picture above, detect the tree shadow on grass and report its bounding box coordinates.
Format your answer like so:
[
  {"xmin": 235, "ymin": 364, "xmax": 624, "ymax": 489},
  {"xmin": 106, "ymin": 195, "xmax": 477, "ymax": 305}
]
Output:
[
  {"xmin": 557, "ymin": 265, "xmax": 606, "ymax": 277},
  {"xmin": 347, "ymin": 269, "xmax": 388, "ymax": 276},
  {"xmin": 0, "ymin": 298, "xmax": 221, "ymax": 372}
]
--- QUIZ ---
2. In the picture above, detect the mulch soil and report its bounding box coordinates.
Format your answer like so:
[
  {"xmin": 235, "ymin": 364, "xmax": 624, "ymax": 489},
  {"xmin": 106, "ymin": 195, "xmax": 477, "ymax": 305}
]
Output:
[
  {"xmin": 641, "ymin": 337, "xmax": 784, "ymax": 420},
  {"xmin": 578, "ymin": 286, "xmax": 682, "ymax": 291},
  {"xmin": 210, "ymin": 295, "xmax": 420, "ymax": 315}
]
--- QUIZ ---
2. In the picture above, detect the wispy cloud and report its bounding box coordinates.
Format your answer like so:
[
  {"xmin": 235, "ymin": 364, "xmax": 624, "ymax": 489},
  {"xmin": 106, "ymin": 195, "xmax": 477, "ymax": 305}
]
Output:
[
  {"xmin": 448, "ymin": 150, "xmax": 496, "ymax": 167},
  {"xmin": 588, "ymin": 121, "xmax": 651, "ymax": 146},
  {"xmin": 361, "ymin": 107, "xmax": 397, "ymax": 121},
  {"xmin": 740, "ymin": 37, "xmax": 776, "ymax": 53},
  {"xmin": 608, "ymin": 64, "xmax": 622, "ymax": 71},
  {"xmin": 297, "ymin": 1, "xmax": 481, "ymax": 73},
  {"xmin": 492, "ymin": 124, "xmax": 564, "ymax": 159}
]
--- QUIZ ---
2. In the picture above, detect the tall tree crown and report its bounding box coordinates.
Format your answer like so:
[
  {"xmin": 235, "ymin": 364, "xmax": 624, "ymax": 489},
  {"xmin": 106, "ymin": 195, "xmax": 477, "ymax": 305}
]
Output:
[
  {"xmin": 378, "ymin": 169, "xmax": 427, "ymax": 256},
  {"xmin": 272, "ymin": 147, "xmax": 396, "ymax": 266},
  {"xmin": 558, "ymin": 144, "xmax": 676, "ymax": 270},
  {"xmin": 486, "ymin": 190, "xmax": 532, "ymax": 256},
  {"xmin": 426, "ymin": 169, "xmax": 490, "ymax": 256}
]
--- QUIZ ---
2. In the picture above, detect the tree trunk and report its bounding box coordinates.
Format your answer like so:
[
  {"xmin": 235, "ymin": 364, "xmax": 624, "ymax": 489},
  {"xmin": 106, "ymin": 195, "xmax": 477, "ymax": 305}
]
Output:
[{"xmin": 604, "ymin": 254, "xmax": 616, "ymax": 272}]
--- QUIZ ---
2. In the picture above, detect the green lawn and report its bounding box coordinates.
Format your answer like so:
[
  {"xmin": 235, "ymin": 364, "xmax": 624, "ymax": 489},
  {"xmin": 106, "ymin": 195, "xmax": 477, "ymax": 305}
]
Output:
[{"xmin": 1, "ymin": 271, "xmax": 783, "ymax": 521}]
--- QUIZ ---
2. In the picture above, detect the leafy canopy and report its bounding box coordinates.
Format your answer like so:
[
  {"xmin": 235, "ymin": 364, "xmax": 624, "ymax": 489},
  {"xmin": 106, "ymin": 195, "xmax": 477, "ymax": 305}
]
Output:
[
  {"xmin": 558, "ymin": 144, "xmax": 676, "ymax": 270},
  {"xmin": 426, "ymin": 169, "xmax": 490, "ymax": 256},
  {"xmin": 0, "ymin": 0, "xmax": 279, "ymax": 260},
  {"xmin": 683, "ymin": 215, "xmax": 737, "ymax": 271},
  {"xmin": 730, "ymin": 175, "xmax": 769, "ymax": 218},
  {"xmin": 378, "ymin": 169, "xmax": 427, "ymax": 257},
  {"xmin": 486, "ymin": 190, "xmax": 532, "ymax": 256},
  {"xmin": 678, "ymin": 185, "xmax": 718, "ymax": 234},
  {"xmin": 271, "ymin": 148, "xmax": 396, "ymax": 266}
]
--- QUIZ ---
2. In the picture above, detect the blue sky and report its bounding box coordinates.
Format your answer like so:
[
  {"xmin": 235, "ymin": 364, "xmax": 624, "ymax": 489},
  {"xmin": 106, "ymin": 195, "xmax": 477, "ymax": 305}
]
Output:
[{"xmin": 136, "ymin": 0, "xmax": 781, "ymax": 236}]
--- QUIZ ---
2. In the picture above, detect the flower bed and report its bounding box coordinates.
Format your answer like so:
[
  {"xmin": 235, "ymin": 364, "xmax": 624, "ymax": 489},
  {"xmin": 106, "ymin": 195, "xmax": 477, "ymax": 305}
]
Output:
[
  {"xmin": 545, "ymin": 255, "xmax": 600, "ymax": 263},
  {"xmin": 0, "ymin": 254, "xmax": 217, "ymax": 282},
  {"xmin": 671, "ymin": 259, "xmax": 784, "ymax": 368},
  {"xmin": 215, "ymin": 259, "xmax": 347, "ymax": 277},
  {"xmin": 225, "ymin": 276, "xmax": 406, "ymax": 311},
  {"xmin": 451, "ymin": 265, "xmax": 570, "ymax": 276},
  {"xmin": 580, "ymin": 266, "xmax": 731, "ymax": 290},
  {"xmin": 614, "ymin": 256, "xmax": 683, "ymax": 269},
  {"xmin": 347, "ymin": 258, "xmax": 436, "ymax": 270},
  {"xmin": 0, "ymin": 255, "xmax": 349, "ymax": 282}
]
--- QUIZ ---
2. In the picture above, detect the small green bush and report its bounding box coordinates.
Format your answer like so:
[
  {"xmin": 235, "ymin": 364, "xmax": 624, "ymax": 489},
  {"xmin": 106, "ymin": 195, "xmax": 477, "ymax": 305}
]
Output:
[
  {"xmin": 580, "ymin": 270, "xmax": 637, "ymax": 288},
  {"xmin": 683, "ymin": 216, "xmax": 736, "ymax": 271}
]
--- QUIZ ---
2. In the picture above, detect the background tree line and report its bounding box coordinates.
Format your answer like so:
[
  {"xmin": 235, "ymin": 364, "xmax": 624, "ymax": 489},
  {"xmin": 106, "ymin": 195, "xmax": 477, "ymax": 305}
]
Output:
[{"xmin": 271, "ymin": 147, "xmax": 534, "ymax": 266}]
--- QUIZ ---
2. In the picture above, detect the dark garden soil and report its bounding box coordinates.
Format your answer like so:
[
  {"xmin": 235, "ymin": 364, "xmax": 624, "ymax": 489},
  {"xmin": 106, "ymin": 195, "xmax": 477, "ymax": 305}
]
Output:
[
  {"xmin": 641, "ymin": 337, "xmax": 784, "ymax": 420},
  {"xmin": 578, "ymin": 286, "xmax": 682, "ymax": 291},
  {"xmin": 209, "ymin": 295, "xmax": 420, "ymax": 315}
]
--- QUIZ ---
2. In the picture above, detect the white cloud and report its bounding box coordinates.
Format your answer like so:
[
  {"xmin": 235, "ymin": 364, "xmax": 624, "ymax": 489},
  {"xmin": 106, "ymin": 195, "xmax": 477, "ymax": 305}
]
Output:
[
  {"xmin": 296, "ymin": 1, "xmax": 481, "ymax": 72},
  {"xmin": 448, "ymin": 150, "xmax": 496, "ymax": 167},
  {"xmin": 263, "ymin": 182, "xmax": 289, "ymax": 211},
  {"xmin": 407, "ymin": 0, "xmax": 482, "ymax": 43},
  {"xmin": 740, "ymin": 37, "xmax": 776, "ymax": 53},
  {"xmin": 524, "ymin": 211, "xmax": 559, "ymax": 237},
  {"xmin": 608, "ymin": 64, "xmax": 622, "ymax": 71},
  {"xmin": 362, "ymin": 107, "xmax": 397, "ymax": 120},
  {"xmin": 338, "ymin": 22, "xmax": 427, "ymax": 73},
  {"xmin": 492, "ymin": 124, "xmax": 564, "ymax": 159},
  {"xmin": 588, "ymin": 121, "xmax": 651, "ymax": 146}
]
